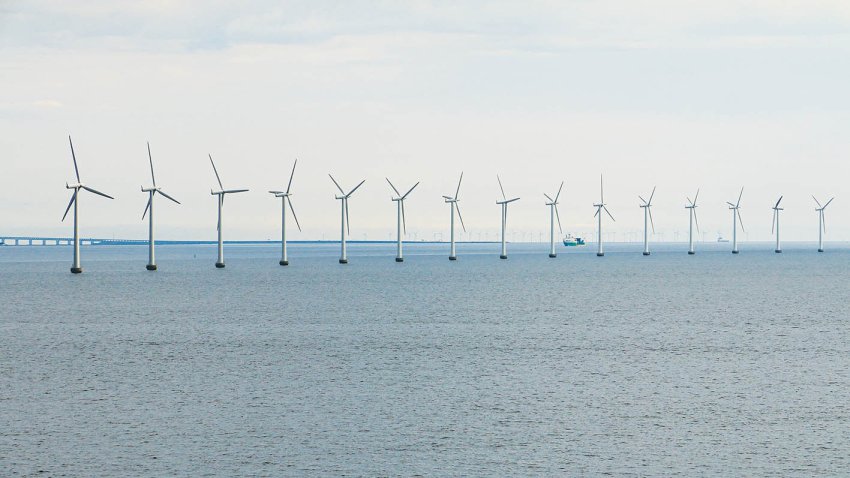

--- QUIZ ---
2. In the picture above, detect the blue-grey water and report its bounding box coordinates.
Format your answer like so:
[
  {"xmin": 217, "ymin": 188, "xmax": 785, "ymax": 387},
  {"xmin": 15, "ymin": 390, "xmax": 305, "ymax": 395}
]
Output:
[{"xmin": 2, "ymin": 241, "xmax": 849, "ymax": 476}]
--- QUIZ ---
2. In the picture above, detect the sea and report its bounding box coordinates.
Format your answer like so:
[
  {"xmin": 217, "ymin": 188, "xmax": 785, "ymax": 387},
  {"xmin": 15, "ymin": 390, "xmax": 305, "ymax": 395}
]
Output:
[{"xmin": 1, "ymin": 241, "xmax": 849, "ymax": 476}]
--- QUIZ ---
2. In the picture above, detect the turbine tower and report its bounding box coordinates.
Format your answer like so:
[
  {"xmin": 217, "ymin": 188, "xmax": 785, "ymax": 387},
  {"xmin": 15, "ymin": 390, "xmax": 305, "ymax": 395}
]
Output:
[
  {"xmin": 141, "ymin": 142, "xmax": 180, "ymax": 271},
  {"xmin": 62, "ymin": 136, "xmax": 114, "ymax": 274},
  {"xmin": 209, "ymin": 155, "xmax": 249, "ymax": 268},
  {"xmin": 495, "ymin": 175, "xmax": 520, "ymax": 259},
  {"xmin": 727, "ymin": 187, "xmax": 744, "ymax": 254},
  {"xmin": 386, "ymin": 178, "xmax": 419, "ymax": 262},
  {"xmin": 639, "ymin": 186, "xmax": 656, "ymax": 256},
  {"xmin": 813, "ymin": 195, "xmax": 834, "ymax": 252},
  {"xmin": 442, "ymin": 173, "xmax": 465, "ymax": 261},
  {"xmin": 329, "ymin": 174, "xmax": 365, "ymax": 264},
  {"xmin": 685, "ymin": 189, "xmax": 700, "ymax": 255},
  {"xmin": 544, "ymin": 181, "xmax": 564, "ymax": 258},
  {"xmin": 771, "ymin": 196, "xmax": 783, "ymax": 253},
  {"xmin": 593, "ymin": 175, "xmax": 615, "ymax": 257},
  {"xmin": 268, "ymin": 160, "xmax": 301, "ymax": 266}
]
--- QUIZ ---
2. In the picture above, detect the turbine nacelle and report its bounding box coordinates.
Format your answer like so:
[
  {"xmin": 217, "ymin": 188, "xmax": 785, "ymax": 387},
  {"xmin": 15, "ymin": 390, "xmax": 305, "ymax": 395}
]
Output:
[{"xmin": 496, "ymin": 197, "xmax": 520, "ymax": 205}]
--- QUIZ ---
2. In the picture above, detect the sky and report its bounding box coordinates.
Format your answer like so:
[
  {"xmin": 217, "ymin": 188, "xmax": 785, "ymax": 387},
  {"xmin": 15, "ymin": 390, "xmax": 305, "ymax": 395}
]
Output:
[{"xmin": 2, "ymin": 0, "xmax": 849, "ymax": 243}]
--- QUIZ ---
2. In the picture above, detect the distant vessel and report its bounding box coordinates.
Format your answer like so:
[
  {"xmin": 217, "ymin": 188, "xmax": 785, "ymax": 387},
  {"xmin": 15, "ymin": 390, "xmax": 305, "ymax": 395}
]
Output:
[
  {"xmin": 563, "ymin": 234, "xmax": 586, "ymax": 246},
  {"xmin": 717, "ymin": 234, "xmax": 729, "ymax": 243}
]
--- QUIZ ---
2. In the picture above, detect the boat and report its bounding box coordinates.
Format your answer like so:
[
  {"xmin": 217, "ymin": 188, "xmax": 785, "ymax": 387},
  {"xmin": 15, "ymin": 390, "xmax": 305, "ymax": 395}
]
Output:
[
  {"xmin": 563, "ymin": 234, "xmax": 585, "ymax": 246},
  {"xmin": 717, "ymin": 234, "xmax": 729, "ymax": 243}
]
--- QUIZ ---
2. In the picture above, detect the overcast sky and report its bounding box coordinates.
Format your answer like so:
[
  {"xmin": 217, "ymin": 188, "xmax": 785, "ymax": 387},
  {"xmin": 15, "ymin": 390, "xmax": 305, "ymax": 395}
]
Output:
[{"xmin": 2, "ymin": 1, "xmax": 849, "ymax": 242}]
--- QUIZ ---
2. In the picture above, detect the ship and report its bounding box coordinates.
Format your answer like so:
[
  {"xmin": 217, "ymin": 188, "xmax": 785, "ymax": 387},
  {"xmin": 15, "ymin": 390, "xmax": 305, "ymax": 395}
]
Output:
[
  {"xmin": 563, "ymin": 234, "xmax": 586, "ymax": 246},
  {"xmin": 717, "ymin": 234, "xmax": 729, "ymax": 243}
]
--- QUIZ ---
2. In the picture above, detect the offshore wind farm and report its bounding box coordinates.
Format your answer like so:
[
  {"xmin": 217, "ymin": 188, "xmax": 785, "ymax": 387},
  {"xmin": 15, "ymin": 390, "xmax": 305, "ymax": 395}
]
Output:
[{"xmin": 4, "ymin": 2, "xmax": 850, "ymax": 477}]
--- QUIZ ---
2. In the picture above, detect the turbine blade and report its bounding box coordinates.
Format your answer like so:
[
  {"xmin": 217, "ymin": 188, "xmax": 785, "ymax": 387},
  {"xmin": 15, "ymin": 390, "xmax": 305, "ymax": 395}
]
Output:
[
  {"xmin": 812, "ymin": 195, "xmax": 822, "ymax": 208},
  {"xmin": 345, "ymin": 199, "xmax": 350, "ymax": 235},
  {"xmin": 62, "ymin": 190, "xmax": 77, "ymax": 221},
  {"xmin": 223, "ymin": 189, "xmax": 249, "ymax": 194},
  {"xmin": 347, "ymin": 179, "xmax": 366, "ymax": 197},
  {"xmin": 82, "ymin": 185, "xmax": 114, "ymax": 200},
  {"xmin": 694, "ymin": 209, "xmax": 700, "ymax": 233},
  {"xmin": 726, "ymin": 202, "xmax": 736, "ymax": 208},
  {"xmin": 604, "ymin": 205, "xmax": 615, "ymax": 222},
  {"xmin": 455, "ymin": 172, "xmax": 463, "ymax": 199},
  {"xmin": 771, "ymin": 209, "xmax": 776, "ymax": 234},
  {"xmin": 823, "ymin": 211, "xmax": 827, "ymax": 233},
  {"xmin": 287, "ymin": 196, "xmax": 302, "ymax": 232},
  {"xmin": 158, "ymin": 189, "xmax": 181, "ymax": 204},
  {"xmin": 402, "ymin": 181, "xmax": 419, "ymax": 199},
  {"xmin": 497, "ymin": 175, "xmax": 506, "ymax": 201},
  {"xmin": 401, "ymin": 201, "xmax": 407, "ymax": 234},
  {"xmin": 638, "ymin": 195, "xmax": 647, "ymax": 205},
  {"xmin": 648, "ymin": 186, "xmax": 656, "ymax": 205},
  {"xmin": 775, "ymin": 195, "xmax": 783, "ymax": 208},
  {"xmin": 68, "ymin": 136, "xmax": 81, "ymax": 182},
  {"xmin": 455, "ymin": 203, "xmax": 466, "ymax": 232},
  {"xmin": 554, "ymin": 181, "xmax": 564, "ymax": 202},
  {"xmin": 329, "ymin": 174, "xmax": 345, "ymax": 194},
  {"xmin": 142, "ymin": 196, "xmax": 151, "ymax": 220},
  {"xmin": 385, "ymin": 177, "xmax": 401, "ymax": 196},
  {"xmin": 209, "ymin": 154, "xmax": 223, "ymax": 189},
  {"xmin": 286, "ymin": 159, "xmax": 297, "ymax": 194},
  {"xmin": 686, "ymin": 197, "xmax": 693, "ymax": 206},
  {"xmin": 147, "ymin": 141, "xmax": 156, "ymax": 187},
  {"xmin": 555, "ymin": 204, "xmax": 562, "ymax": 233},
  {"xmin": 693, "ymin": 188, "xmax": 700, "ymax": 205},
  {"xmin": 737, "ymin": 209, "xmax": 745, "ymax": 233},
  {"xmin": 823, "ymin": 197, "xmax": 834, "ymax": 209},
  {"xmin": 594, "ymin": 207, "xmax": 599, "ymax": 218},
  {"xmin": 544, "ymin": 193, "xmax": 553, "ymax": 202},
  {"xmin": 648, "ymin": 207, "xmax": 655, "ymax": 233},
  {"xmin": 736, "ymin": 187, "xmax": 744, "ymax": 207},
  {"xmin": 600, "ymin": 174, "xmax": 604, "ymax": 203}
]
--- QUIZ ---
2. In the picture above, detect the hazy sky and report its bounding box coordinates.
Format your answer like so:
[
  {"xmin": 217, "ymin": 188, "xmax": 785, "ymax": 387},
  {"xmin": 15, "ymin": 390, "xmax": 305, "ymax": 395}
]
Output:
[{"xmin": 2, "ymin": 1, "xmax": 849, "ymax": 242}]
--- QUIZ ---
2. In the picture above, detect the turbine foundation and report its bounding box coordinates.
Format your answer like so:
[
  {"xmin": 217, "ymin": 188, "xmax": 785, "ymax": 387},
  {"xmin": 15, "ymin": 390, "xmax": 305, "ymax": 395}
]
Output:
[
  {"xmin": 642, "ymin": 252, "xmax": 650, "ymax": 256},
  {"xmin": 596, "ymin": 252, "xmax": 604, "ymax": 257},
  {"xmin": 395, "ymin": 257, "xmax": 404, "ymax": 262},
  {"xmin": 279, "ymin": 260, "xmax": 289, "ymax": 266},
  {"xmin": 775, "ymin": 249, "xmax": 782, "ymax": 253},
  {"xmin": 548, "ymin": 253, "xmax": 557, "ymax": 258},
  {"xmin": 215, "ymin": 262, "xmax": 226, "ymax": 268},
  {"xmin": 449, "ymin": 256, "xmax": 457, "ymax": 261},
  {"xmin": 339, "ymin": 259, "xmax": 348, "ymax": 264},
  {"xmin": 818, "ymin": 248, "xmax": 824, "ymax": 253},
  {"xmin": 499, "ymin": 255, "xmax": 507, "ymax": 260},
  {"xmin": 688, "ymin": 251, "xmax": 695, "ymax": 255},
  {"xmin": 70, "ymin": 267, "xmax": 83, "ymax": 274},
  {"xmin": 146, "ymin": 264, "xmax": 157, "ymax": 271},
  {"xmin": 732, "ymin": 251, "xmax": 740, "ymax": 254}
]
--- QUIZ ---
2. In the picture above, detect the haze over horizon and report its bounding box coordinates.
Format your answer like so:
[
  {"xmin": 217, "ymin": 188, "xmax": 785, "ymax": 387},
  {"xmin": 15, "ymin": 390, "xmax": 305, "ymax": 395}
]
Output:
[{"xmin": 2, "ymin": 1, "xmax": 849, "ymax": 242}]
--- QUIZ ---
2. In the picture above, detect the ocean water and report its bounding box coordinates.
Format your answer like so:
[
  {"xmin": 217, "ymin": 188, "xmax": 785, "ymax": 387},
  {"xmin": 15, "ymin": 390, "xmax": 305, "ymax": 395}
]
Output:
[{"xmin": 1, "ymin": 241, "xmax": 849, "ymax": 476}]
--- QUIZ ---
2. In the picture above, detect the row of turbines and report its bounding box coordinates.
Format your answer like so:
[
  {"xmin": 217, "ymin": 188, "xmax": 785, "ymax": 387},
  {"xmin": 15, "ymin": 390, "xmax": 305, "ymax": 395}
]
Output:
[{"xmin": 59, "ymin": 137, "xmax": 835, "ymax": 274}]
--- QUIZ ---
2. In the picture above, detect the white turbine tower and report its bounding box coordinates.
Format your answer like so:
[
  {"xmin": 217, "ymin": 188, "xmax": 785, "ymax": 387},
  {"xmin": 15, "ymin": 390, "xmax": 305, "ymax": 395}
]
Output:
[
  {"xmin": 62, "ymin": 136, "xmax": 114, "ymax": 274},
  {"xmin": 544, "ymin": 181, "xmax": 564, "ymax": 258},
  {"xmin": 329, "ymin": 175, "xmax": 365, "ymax": 264},
  {"xmin": 141, "ymin": 142, "xmax": 180, "ymax": 271},
  {"xmin": 209, "ymin": 155, "xmax": 249, "ymax": 268},
  {"xmin": 495, "ymin": 175, "xmax": 520, "ymax": 259},
  {"xmin": 443, "ymin": 173, "xmax": 466, "ymax": 261},
  {"xmin": 771, "ymin": 196, "xmax": 783, "ymax": 253},
  {"xmin": 268, "ymin": 160, "xmax": 301, "ymax": 266},
  {"xmin": 727, "ymin": 187, "xmax": 744, "ymax": 254},
  {"xmin": 639, "ymin": 186, "xmax": 656, "ymax": 256},
  {"xmin": 386, "ymin": 178, "xmax": 419, "ymax": 262},
  {"xmin": 813, "ymin": 195, "xmax": 834, "ymax": 252},
  {"xmin": 593, "ymin": 175, "xmax": 615, "ymax": 257},
  {"xmin": 685, "ymin": 189, "xmax": 700, "ymax": 255}
]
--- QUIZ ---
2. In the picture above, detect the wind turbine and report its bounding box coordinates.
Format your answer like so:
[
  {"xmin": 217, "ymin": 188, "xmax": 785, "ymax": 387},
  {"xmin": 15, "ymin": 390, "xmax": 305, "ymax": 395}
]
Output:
[
  {"xmin": 771, "ymin": 196, "xmax": 783, "ymax": 253},
  {"xmin": 386, "ymin": 178, "xmax": 419, "ymax": 262},
  {"xmin": 443, "ymin": 173, "xmax": 465, "ymax": 261},
  {"xmin": 545, "ymin": 181, "xmax": 564, "ymax": 258},
  {"xmin": 329, "ymin": 174, "xmax": 365, "ymax": 264},
  {"xmin": 209, "ymin": 155, "xmax": 249, "ymax": 268},
  {"xmin": 727, "ymin": 187, "xmax": 744, "ymax": 254},
  {"xmin": 593, "ymin": 175, "xmax": 615, "ymax": 257},
  {"xmin": 268, "ymin": 159, "xmax": 301, "ymax": 266},
  {"xmin": 813, "ymin": 195, "xmax": 834, "ymax": 252},
  {"xmin": 141, "ymin": 142, "xmax": 180, "ymax": 271},
  {"xmin": 639, "ymin": 186, "xmax": 656, "ymax": 256},
  {"xmin": 496, "ymin": 175, "xmax": 520, "ymax": 259},
  {"xmin": 62, "ymin": 136, "xmax": 114, "ymax": 274},
  {"xmin": 686, "ymin": 189, "xmax": 700, "ymax": 255}
]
